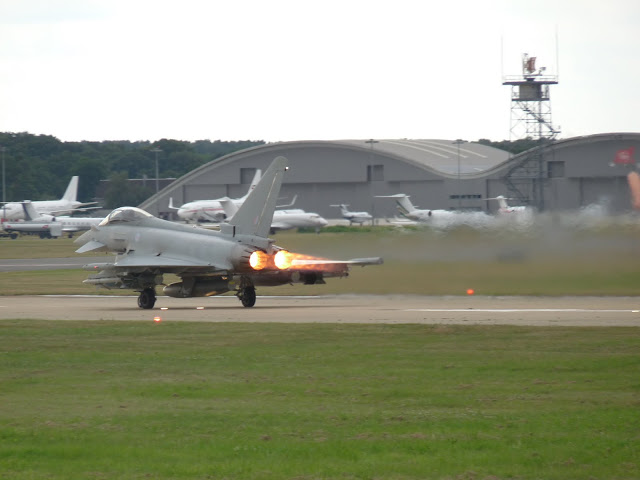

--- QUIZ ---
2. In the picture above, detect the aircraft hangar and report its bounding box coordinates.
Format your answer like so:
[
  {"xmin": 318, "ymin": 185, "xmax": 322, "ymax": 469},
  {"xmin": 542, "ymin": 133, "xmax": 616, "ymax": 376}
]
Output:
[{"xmin": 139, "ymin": 132, "xmax": 640, "ymax": 220}]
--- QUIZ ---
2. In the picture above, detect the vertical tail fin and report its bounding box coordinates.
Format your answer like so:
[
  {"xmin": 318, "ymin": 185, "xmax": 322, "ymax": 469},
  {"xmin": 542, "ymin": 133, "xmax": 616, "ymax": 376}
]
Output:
[
  {"xmin": 238, "ymin": 169, "xmax": 262, "ymax": 201},
  {"xmin": 219, "ymin": 198, "xmax": 240, "ymax": 219},
  {"xmin": 375, "ymin": 194, "xmax": 417, "ymax": 216},
  {"xmin": 228, "ymin": 157, "xmax": 288, "ymax": 238},
  {"xmin": 62, "ymin": 176, "xmax": 79, "ymax": 202},
  {"xmin": 394, "ymin": 195, "xmax": 416, "ymax": 216},
  {"xmin": 21, "ymin": 201, "xmax": 40, "ymax": 221},
  {"xmin": 495, "ymin": 195, "xmax": 509, "ymax": 210}
]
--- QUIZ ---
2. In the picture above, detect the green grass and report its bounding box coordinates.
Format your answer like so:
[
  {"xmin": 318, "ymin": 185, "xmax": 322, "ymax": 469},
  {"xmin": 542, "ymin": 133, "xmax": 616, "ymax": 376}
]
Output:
[{"xmin": 1, "ymin": 321, "xmax": 639, "ymax": 479}]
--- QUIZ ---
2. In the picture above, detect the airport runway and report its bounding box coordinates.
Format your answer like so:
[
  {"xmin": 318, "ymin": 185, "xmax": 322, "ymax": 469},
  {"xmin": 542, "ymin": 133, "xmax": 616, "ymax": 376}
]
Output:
[
  {"xmin": 0, "ymin": 256, "xmax": 105, "ymax": 272},
  {"xmin": 0, "ymin": 294, "xmax": 639, "ymax": 326}
]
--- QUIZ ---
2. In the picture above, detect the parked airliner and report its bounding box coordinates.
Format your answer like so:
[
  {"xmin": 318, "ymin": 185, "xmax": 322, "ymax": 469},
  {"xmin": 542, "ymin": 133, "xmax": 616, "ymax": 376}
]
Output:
[
  {"xmin": 170, "ymin": 170, "xmax": 261, "ymax": 222},
  {"xmin": 1, "ymin": 176, "xmax": 97, "ymax": 220}
]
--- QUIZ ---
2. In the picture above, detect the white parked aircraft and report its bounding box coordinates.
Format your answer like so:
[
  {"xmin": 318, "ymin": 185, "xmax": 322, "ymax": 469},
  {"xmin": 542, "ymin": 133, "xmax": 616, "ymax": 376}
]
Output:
[
  {"xmin": 330, "ymin": 204, "xmax": 372, "ymax": 225},
  {"xmin": 170, "ymin": 170, "xmax": 261, "ymax": 222},
  {"xmin": 220, "ymin": 199, "xmax": 328, "ymax": 233},
  {"xmin": 74, "ymin": 156, "xmax": 382, "ymax": 309},
  {"xmin": 376, "ymin": 194, "xmax": 456, "ymax": 222},
  {"xmin": 1, "ymin": 176, "xmax": 97, "ymax": 221},
  {"xmin": 486, "ymin": 195, "xmax": 531, "ymax": 215},
  {"xmin": 2, "ymin": 201, "xmax": 103, "ymax": 238}
]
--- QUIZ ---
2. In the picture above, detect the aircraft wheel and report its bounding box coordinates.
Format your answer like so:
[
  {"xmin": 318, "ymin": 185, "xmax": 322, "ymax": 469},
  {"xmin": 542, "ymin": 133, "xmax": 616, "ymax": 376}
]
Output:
[
  {"xmin": 138, "ymin": 288, "xmax": 156, "ymax": 309},
  {"xmin": 239, "ymin": 286, "xmax": 256, "ymax": 308}
]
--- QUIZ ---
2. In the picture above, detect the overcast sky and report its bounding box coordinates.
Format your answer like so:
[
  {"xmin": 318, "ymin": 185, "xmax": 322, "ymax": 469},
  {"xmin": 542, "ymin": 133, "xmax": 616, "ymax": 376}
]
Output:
[{"xmin": 1, "ymin": 0, "xmax": 638, "ymax": 143}]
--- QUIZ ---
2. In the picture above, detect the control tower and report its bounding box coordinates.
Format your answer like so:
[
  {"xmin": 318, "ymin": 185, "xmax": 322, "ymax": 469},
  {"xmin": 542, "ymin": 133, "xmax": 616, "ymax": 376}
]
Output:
[
  {"xmin": 503, "ymin": 53, "xmax": 559, "ymax": 140},
  {"xmin": 501, "ymin": 53, "xmax": 560, "ymax": 210}
]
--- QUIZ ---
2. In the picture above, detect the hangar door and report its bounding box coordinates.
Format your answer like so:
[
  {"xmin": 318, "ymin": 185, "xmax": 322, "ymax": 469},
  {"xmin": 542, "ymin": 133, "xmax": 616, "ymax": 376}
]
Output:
[{"xmin": 579, "ymin": 177, "xmax": 632, "ymax": 212}]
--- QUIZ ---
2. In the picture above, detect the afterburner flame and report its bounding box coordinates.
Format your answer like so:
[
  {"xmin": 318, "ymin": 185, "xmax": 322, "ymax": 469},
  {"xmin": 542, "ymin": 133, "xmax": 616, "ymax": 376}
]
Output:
[
  {"xmin": 274, "ymin": 250, "xmax": 339, "ymax": 272},
  {"xmin": 252, "ymin": 249, "xmax": 340, "ymax": 272},
  {"xmin": 249, "ymin": 250, "xmax": 268, "ymax": 270},
  {"xmin": 274, "ymin": 250, "xmax": 293, "ymax": 269}
]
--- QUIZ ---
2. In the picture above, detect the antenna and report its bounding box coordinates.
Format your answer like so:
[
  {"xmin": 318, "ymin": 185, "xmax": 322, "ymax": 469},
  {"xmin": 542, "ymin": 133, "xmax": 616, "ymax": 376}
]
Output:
[{"xmin": 555, "ymin": 26, "xmax": 560, "ymax": 81}]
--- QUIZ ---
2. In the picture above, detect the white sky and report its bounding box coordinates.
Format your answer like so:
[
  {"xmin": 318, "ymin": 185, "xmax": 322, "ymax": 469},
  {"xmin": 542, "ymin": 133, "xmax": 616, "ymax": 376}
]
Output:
[{"xmin": 0, "ymin": 0, "xmax": 638, "ymax": 143}]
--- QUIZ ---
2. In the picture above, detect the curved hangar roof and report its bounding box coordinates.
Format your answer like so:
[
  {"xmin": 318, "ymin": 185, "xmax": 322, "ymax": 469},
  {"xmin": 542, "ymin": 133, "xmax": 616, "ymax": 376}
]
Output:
[
  {"xmin": 333, "ymin": 139, "xmax": 510, "ymax": 175},
  {"xmin": 139, "ymin": 139, "xmax": 510, "ymax": 215}
]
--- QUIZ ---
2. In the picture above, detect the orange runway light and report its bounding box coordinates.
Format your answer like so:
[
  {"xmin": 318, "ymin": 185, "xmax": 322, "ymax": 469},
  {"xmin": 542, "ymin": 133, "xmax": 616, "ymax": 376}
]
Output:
[
  {"xmin": 467, "ymin": 289, "xmax": 475, "ymax": 295},
  {"xmin": 153, "ymin": 316, "xmax": 162, "ymax": 323}
]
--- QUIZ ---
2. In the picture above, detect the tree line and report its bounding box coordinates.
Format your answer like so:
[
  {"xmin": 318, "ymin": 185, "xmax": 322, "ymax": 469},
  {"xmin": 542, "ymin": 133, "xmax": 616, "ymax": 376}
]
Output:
[
  {"xmin": 0, "ymin": 132, "xmax": 541, "ymax": 210},
  {"xmin": 0, "ymin": 132, "xmax": 264, "ymax": 209}
]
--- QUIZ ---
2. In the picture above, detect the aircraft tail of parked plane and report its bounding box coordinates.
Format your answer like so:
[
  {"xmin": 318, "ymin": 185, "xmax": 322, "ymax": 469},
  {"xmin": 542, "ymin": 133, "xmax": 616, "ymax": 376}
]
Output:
[
  {"xmin": 486, "ymin": 195, "xmax": 530, "ymax": 214},
  {"xmin": 62, "ymin": 176, "xmax": 79, "ymax": 202},
  {"xmin": 21, "ymin": 201, "xmax": 46, "ymax": 221},
  {"xmin": 376, "ymin": 194, "xmax": 421, "ymax": 218}
]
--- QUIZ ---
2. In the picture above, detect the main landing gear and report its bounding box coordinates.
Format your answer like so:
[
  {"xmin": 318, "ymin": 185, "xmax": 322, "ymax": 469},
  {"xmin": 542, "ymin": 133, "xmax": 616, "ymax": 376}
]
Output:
[
  {"xmin": 137, "ymin": 288, "xmax": 157, "ymax": 309},
  {"xmin": 237, "ymin": 285, "xmax": 256, "ymax": 308}
]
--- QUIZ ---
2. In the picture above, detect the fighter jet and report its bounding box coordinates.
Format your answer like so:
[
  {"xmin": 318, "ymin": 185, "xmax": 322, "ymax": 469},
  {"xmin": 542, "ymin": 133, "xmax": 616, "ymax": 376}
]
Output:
[
  {"xmin": 74, "ymin": 157, "xmax": 382, "ymax": 309},
  {"xmin": 330, "ymin": 204, "xmax": 372, "ymax": 225}
]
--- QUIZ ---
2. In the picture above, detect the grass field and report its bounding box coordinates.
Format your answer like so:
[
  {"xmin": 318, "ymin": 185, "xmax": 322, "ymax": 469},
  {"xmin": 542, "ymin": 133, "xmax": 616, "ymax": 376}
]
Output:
[
  {"xmin": 1, "ymin": 321, "xmax": 639, "ymax": 479},
  {"xmin": 1, "ymin": 225, "xmax": 639, "ymax": 479}
]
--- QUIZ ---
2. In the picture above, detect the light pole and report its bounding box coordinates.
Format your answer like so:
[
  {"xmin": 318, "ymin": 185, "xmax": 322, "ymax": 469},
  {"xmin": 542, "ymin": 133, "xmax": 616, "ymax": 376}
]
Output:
[
  {"xmin": 365, "ymin": 139, "xmax": 379, "ymax": 225},
  {"xmin": 1, "ymin": 146, "xmax": 6, "ymax": 204},
  {"xmin": 150, "ymin": 148, "xmax": 162, "ymax": 194},
  {"xmin": 452, "ymin": 139, "xmax": 466, "ymax": 210},
  {"xmin": 1, "ymin": 146, "xmax": 5, "ymax": 221}
]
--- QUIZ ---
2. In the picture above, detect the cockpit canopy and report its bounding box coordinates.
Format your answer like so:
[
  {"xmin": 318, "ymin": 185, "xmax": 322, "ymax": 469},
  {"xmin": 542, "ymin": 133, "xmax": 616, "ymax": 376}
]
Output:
[{"xmin": 99, "ymin": 207, "xmax": 153, "ymax": 226}]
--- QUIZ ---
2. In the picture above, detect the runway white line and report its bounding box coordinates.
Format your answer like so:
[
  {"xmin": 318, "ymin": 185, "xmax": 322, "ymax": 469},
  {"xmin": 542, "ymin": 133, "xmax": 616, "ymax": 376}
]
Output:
[{"xmin": 405, "ymin": 308, "xmax": 639, "ymax": 313}]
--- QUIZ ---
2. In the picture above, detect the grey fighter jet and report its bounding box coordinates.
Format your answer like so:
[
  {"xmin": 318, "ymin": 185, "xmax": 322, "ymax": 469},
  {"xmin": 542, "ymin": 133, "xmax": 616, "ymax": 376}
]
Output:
[{"xmin": 74, "ymin": 156, "xmax": 382, "ymax": 309}]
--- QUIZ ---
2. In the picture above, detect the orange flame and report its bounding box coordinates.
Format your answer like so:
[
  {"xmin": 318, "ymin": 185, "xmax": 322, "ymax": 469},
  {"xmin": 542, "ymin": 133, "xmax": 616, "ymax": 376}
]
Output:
[
  {"xmin": 251, "ymin": 249, "xmax": 344, "ymax": 273},
  {"xmin": 274, "ymin": 250, "xmax": 293, "ymax": 269},
  {"xmin": 274, "ymin": 250, "xmax": 341, "ymax": 272},
  {"xmin": 249, "ymin": 250, "xmax": 268, "ymax": 270}
]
